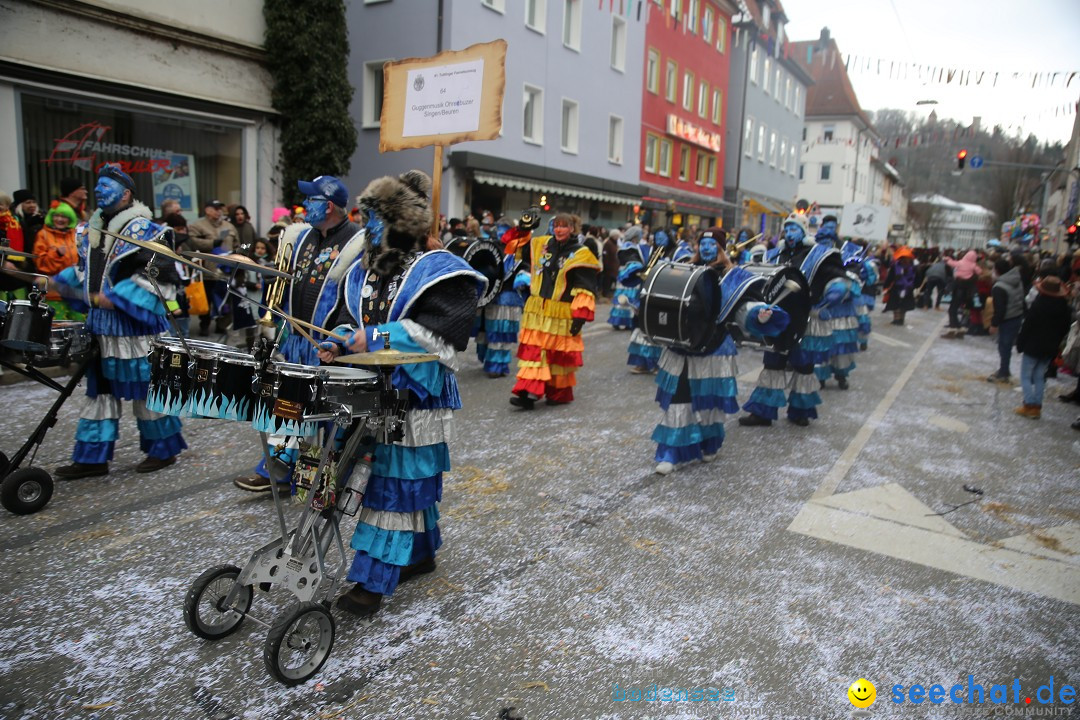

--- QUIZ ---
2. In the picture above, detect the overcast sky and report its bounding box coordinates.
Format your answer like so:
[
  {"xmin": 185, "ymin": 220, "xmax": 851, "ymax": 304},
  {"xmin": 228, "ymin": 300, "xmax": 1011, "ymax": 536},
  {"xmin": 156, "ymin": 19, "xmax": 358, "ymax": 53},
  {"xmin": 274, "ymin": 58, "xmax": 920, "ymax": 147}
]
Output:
[{"xmin": 780, "ymin": 0, "xmax": 1080, "ymax": 146}]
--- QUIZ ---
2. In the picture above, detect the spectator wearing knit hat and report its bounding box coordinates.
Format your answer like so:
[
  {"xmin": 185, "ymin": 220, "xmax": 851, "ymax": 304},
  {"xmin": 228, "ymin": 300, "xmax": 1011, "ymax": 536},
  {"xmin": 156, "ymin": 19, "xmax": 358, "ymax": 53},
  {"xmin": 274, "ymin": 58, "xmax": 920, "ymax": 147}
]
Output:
[
  {"xmin": 1014, "ymin": 275, "xmax": 1073, "ymax": 419},
  {"xmin": 12, "ymin": 189, "xmax": 44, "ymax": 245},
  {"xmin": 58, "ymin": 177, "xmax": 88, "ymax": 221}
]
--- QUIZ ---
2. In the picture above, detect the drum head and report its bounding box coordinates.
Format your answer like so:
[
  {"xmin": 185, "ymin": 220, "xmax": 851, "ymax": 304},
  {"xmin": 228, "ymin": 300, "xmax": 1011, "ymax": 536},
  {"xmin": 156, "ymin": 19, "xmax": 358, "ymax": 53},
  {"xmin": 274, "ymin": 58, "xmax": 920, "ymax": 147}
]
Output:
[
  {"xmin": 322, "ymin": 366, "xmax": 379, "ymax": 382},
  {"xmin": 464, "ymin": 240, "xmax": 504, "ymax": 306},
  {"xmin": 640, "ymin": 262, "xmax": 721, "ymax": 352}
]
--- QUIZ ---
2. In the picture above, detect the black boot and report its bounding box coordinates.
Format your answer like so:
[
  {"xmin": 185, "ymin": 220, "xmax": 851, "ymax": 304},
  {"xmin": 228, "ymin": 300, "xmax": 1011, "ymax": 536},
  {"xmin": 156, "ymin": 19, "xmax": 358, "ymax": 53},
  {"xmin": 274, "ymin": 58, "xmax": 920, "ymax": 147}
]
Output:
[
  {"xmin": 738, "ymin": 413, "xmax": 773, "ymax": 427},
  {"xmin": 837, "ymin": 375, "xmax": 849, "ymax": 390},
  {"xmin": 336, "ymin": 585, "xmax": 383, "ymax": 617},
  {"xmin": 54, "ymin": 462, "xmax": 109, "ymax": 480}
]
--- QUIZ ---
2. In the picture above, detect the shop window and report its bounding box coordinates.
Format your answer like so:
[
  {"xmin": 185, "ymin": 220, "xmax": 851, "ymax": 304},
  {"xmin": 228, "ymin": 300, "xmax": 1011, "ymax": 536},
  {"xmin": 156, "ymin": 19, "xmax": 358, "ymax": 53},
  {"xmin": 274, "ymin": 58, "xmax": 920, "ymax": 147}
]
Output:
[{"xmin": 20, "ymin": 93, "xmax": 242, "ymax": 217}]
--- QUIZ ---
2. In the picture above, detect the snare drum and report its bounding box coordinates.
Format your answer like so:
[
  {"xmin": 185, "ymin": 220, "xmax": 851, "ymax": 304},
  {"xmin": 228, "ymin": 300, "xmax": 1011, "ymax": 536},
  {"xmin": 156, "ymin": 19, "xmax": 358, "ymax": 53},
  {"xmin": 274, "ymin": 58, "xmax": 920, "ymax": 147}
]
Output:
[
  {"xmin": 251, "ymin": 363, "xmax": 382, "ymax": 437},
  {"xmin": 35, "ymin": 321, "xmax": 92, "ymax": 367},
  {"xmin": 639, "ymin": 261, "xmax": 721, "ymax": 352},
  {"xmin": 739, "ymin": 264, "xmax": 811, "ymax": 349},
  {"xmin": 146, "ymin": 338, "xmax": 235, "ymax": 417},
  {"xmin": 0, "ymin": 299, "xmax": 55, "ymax": 352},
  {"xmin": 185, "ymin": 344, "xmax": 259, "ymax": 421}
]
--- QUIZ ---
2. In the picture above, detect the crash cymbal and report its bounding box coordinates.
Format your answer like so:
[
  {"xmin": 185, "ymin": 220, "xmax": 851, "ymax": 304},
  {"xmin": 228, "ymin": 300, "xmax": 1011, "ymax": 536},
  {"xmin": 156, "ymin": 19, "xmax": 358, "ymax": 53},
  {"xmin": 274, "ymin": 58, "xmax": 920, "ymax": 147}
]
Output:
[
  {"xmin": 336, "ymin": 349, "xmax": 439, "ymax": 366},
  {"xmin": 0, "ymin": 247, "xmax": 37, "ymax": 260},
  {"xmin": 182, "ymin": 251, "xmax": 292, "ymax": 280},
  {"xmin": 0, "ymin": 267, "xmax": 48, "ymax": 286}
]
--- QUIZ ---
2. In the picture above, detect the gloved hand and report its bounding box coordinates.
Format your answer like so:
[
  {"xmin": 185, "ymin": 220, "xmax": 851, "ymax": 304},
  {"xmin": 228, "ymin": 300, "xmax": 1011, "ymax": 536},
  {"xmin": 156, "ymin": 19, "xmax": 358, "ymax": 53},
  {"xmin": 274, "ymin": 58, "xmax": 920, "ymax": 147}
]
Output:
[
  {"xmin": 570, "ymin": 317, "xmax": 586, "ymax": 336},
  {"xmin": 513, "ymin": 271, "xmax": 530, "ymax": 293},
  {"xmin": 817, "ymin": 306, "xmax": 831, "ymax": 321}
]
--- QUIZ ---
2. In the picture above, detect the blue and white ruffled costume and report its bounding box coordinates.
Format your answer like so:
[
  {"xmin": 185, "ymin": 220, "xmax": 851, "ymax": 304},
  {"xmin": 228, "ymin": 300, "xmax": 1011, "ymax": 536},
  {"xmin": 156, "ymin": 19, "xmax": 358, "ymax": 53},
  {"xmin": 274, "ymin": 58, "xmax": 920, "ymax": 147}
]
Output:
[{"xmin": 54, "ymin": 201, "xmax": 186, "ymax": 464}]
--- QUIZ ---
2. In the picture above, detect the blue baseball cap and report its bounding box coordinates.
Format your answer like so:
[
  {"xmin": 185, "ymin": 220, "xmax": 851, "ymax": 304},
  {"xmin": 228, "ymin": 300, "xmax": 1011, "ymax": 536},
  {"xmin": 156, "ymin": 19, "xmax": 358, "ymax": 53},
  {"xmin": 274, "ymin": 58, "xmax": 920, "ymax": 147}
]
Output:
[{"xmin": 297, "ymin": 175, "xmax": 349, "ymax": 208}]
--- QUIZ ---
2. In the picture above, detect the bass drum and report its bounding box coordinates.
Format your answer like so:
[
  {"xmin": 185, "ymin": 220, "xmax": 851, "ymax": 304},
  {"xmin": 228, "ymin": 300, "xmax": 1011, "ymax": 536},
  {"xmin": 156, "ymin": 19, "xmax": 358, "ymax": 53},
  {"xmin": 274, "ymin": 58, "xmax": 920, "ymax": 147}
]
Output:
[
  {"xmin": 449, "ymin": 238, "xmax": 503, "ymax": 306},
  {"xmin": 739, "ymin": 264, "xmax": 810, "ymax": 349},
  {"xmin": 639, "ymin": 261, "xmax": 721, "ymax": 353}
]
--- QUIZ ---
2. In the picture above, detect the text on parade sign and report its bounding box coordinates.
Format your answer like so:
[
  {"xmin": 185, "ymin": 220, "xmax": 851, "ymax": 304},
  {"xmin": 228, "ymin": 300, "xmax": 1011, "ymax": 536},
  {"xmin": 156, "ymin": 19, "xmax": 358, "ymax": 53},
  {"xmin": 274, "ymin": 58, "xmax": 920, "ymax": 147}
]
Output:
[{"xmin": 402, "ymin": 59, "xmax": 485, "ymax": 138}]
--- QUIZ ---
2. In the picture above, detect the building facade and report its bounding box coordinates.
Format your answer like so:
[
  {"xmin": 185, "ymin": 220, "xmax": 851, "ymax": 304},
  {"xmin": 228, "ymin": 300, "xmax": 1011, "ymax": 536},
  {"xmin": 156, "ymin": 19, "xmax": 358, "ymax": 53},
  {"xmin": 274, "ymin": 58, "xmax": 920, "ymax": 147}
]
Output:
[
  {"xmin": 637, "ymin": 0, "xmax": 737, "ymax": 231},
  {"xmin": 909, "ymin": 193, "xmax": 995, "ymax": 249},
  {"xmin": 0, "ymin": 0, "xmax": 278, "ymax": 229},
  {"xmin": 346, "ymin": 0, "xmax": 646, "ymax": 227},
  {"xmin": 722, "ymin": 0, "xmax": 811, "ymax": 237}
]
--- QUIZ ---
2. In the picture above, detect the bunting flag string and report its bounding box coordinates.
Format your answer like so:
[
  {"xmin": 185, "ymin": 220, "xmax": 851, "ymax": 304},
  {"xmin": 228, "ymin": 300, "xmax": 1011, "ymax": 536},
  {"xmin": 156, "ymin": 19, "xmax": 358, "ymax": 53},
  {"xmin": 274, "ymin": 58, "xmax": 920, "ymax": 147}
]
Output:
[{"xmin": 838, "ymin": 53, "xmax": 1080, "ymax": 91}]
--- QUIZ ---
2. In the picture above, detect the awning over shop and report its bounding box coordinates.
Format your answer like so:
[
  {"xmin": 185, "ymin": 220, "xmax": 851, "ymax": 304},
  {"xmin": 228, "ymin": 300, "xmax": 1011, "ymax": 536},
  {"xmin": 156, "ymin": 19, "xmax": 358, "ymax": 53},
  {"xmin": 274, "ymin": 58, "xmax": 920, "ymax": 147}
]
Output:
[
  {"xmin": 745, "ymin": 197, "xmax": 791, "ymax": 216},
  {"xmin": 473, "ymin": 170, "xmax": 639, "ymax": 206}
]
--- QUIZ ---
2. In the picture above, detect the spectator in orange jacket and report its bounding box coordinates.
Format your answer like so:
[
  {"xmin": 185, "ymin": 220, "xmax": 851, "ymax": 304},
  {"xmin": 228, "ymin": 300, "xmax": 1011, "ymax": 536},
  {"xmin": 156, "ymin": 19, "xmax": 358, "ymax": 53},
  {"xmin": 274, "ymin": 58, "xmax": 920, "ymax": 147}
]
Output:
[{"xmin": 33, "ymin": 203, "xmax": 83, "ymax": 320}]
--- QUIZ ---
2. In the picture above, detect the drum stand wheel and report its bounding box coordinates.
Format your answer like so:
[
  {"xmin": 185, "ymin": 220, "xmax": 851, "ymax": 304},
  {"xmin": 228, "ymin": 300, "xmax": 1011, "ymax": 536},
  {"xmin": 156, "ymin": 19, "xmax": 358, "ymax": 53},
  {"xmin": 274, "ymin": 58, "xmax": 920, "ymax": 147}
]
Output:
[
  {"xmin": 183, "ymin": 564, "xmax": 255, "ymax": 640},
  {"xmin": 1, "ymin": 467, "xmax": 54, "ymax": 515},
  {"xmin": 263, "ymin": 600, "xmax": 335, "ymax": 686}
]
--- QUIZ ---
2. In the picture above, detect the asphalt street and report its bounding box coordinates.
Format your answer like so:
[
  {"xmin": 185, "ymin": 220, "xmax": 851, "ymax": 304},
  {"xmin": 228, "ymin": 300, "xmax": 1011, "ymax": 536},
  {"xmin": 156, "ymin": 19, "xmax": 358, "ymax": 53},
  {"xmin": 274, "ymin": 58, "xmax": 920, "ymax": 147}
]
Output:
[{"xmin": 0, "ymin": 305, "xmax": 1077, "ymax": 720}]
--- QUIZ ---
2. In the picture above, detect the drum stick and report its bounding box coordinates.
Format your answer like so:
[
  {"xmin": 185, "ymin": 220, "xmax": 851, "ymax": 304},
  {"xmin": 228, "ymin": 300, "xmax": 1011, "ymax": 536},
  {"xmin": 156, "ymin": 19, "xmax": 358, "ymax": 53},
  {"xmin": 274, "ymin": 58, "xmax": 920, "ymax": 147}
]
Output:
[
  {"xmin": 770, "ymin": 279, "xmax": 803, "ymax": 306},
  {"xmin": 222, "ymin": 284, "xmax": 351, "ymax": 345}
]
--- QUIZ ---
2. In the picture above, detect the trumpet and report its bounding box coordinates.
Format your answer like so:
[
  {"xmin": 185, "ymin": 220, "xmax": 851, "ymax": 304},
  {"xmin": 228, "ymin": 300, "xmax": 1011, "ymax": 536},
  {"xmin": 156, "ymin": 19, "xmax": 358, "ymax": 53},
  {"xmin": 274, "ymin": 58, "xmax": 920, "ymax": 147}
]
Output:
[{"xmin": 260, "ymin": 239, "xmax": 294, "ymax": 326}]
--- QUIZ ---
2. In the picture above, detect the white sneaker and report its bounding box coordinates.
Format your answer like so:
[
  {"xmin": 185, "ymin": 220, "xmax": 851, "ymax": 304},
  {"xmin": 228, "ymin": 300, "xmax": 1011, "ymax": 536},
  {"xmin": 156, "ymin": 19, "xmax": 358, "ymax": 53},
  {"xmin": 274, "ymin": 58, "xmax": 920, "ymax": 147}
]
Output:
[
  {"xmin": 701, "ymin": 453, "xmax": 717, "ymax": 463},
  {"xmin": 655, "ymin": 461, "xmax": 675, "ymax": 475}
]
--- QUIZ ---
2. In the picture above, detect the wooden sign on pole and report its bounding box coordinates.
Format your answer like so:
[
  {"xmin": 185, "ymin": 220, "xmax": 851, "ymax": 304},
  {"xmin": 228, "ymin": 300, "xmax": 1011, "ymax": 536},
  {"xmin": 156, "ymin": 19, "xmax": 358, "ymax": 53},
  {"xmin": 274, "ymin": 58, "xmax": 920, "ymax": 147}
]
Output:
[{"xmin": 379, "ymin": 40, "xmax": 508, "ymax": 236}]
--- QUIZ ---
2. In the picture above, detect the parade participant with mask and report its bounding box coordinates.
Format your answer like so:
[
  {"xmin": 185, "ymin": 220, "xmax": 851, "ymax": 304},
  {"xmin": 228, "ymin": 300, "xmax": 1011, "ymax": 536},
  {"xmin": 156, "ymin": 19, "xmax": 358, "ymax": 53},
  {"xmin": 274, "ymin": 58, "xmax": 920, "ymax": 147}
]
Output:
[
  {"xmin": 815, "ymin": 239, "xmax": 864, "ymax": 390},
  {"xmin": 625, "ymin": 228, "xmax": 691, "ymax": 374},
  {"xmin": 608, "ymin": 225, "xmax": 644, "ymax": 331},
  {"xmin": 232, "ymin": 175, "xmax": 366, "ymax": 493},
  {"xmin": 510, "ymin": 213, "xmax": 600, "ymax": 409},
  {"xmin": 814, "ymin": 215, "xmax": 840, "ymax": 249},
  {"xmin": 739, "ymin": 212, "xmax": 849, "ymax": 427},
  {"xmin": 52, "ymin": 164, "xmax": 187, "ymax": 479},
  {"xmin": 315, "ymin": 170, "xmax": 485, "ymax": 617},
  {"xmin": 651, "ymin": 229, "xmax": 790, "ymax": 474}
]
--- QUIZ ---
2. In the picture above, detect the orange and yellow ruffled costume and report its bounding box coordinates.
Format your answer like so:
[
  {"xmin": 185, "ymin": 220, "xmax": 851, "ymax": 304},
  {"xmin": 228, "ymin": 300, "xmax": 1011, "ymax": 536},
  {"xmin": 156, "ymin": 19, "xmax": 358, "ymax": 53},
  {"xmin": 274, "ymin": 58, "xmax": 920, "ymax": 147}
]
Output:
[{"xmin": 512, "ymin": 233, "xmax": 600, "ymax": 404}]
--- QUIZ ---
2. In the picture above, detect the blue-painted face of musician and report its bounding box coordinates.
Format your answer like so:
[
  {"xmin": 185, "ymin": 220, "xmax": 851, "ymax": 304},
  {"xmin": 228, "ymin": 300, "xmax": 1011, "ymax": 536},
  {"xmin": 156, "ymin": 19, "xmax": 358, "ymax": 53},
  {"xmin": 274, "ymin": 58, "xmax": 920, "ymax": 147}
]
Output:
[
  {"xmin": 699, "ymin": 237, "xmax": 719, "ymax": 262},
  {"xmin": 737, "ymin": 230, "xmax": 749, "ymax": 243},
  {"xmin": 302, "ymin": 197, "xmax": 330, "ymax": 227},
  {"xmin": 95, "ymin": 177, "xmax": 126, "ymax": 211},
  {"xmin": 655, "ymin": 230, "xmax": 670, "ymax": 247},
  {"xmin": 818, "ymin": 219, "xmax": 838, "ymax": 239},
  {"xmin": 363, "ymin": 208, "xmax": 386, "ymax": 247},
  {"xmin": 783, "ymin": 222, "xmax": 805, "ymax": 247}
]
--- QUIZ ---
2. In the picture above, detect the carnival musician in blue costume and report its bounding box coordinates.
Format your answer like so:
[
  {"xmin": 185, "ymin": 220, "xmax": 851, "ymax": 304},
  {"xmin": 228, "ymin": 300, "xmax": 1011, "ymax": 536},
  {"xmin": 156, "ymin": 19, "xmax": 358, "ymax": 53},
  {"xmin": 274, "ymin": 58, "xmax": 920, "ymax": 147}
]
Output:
[
  {"xmin": 852, "ymin": 244, "xmax": 879, "ymax": 350},
  {"xmin": 232, "ymin": 175, "xmax": 366, "ymax": 493},
  {"xmin": 316, "ymin": 170, "xmax": 485, "ymax": 617},
  {"xmin": 52, "ymin": 164, "xmax": 186, "ymax": 479},
  {"xmin": 626, "ymin": 229, "xmax": 692, "ymax": 373},
  {"xmin": 473, "ymin": 210, "xmax": 537, "ymax": 377},
  {"xmin": 652, "ymin": 229, "xmax": 789, "ymax": 475},
  {"xmin": 739, "ymin": 212, "xmax": 850, "ymax": 427},
  {"xmin": 813, "ymin": 220, "xmax": 862, "ymax": 390},
  {"xmin": 608, "ymin": 225, "xmax": 645, "ymax": 331}
]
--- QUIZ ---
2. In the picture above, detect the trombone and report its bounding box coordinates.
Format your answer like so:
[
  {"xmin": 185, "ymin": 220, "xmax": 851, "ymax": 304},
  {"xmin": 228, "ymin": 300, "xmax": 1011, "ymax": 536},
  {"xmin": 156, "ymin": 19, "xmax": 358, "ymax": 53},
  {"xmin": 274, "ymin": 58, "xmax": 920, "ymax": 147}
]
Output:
[
  {"xmin": 260, "ymin": 239, "xmax": 294, "ymax": 326},
  {"xmin": 727, "ymin": 232, "xmax": 763, "ymax": 256}
]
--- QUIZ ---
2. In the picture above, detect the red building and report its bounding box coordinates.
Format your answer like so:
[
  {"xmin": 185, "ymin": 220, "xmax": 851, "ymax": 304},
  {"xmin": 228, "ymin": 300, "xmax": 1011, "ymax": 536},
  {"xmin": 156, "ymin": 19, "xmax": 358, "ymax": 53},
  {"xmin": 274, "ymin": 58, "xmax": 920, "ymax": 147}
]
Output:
[{"xmin": 639, "ymin": 0, "xmax": 737, "ymax": 231}]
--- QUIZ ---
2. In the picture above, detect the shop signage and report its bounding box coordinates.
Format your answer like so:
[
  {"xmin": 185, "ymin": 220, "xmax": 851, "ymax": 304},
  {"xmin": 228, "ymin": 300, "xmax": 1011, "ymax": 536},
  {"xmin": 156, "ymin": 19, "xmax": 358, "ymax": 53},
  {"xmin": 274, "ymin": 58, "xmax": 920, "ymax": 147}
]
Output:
[
  {"xmin": 41, "ymin": 121, "xmax": 172, "ymax": 174},
  {"xmin": 666, "ymin": 115, "xmax": 721, "ymax": 152}
]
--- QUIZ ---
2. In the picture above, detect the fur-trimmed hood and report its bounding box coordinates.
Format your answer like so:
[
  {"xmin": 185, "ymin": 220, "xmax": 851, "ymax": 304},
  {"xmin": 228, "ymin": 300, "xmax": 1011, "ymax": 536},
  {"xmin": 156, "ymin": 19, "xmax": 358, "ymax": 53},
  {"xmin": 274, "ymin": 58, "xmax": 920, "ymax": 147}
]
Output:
[
  {"xmin": 358, "ymin": 170, "xmax": 433, "ymax": 275},
  {"xmin": 88, "ymin": 200, "xmax": 152, "ymax": 249}
]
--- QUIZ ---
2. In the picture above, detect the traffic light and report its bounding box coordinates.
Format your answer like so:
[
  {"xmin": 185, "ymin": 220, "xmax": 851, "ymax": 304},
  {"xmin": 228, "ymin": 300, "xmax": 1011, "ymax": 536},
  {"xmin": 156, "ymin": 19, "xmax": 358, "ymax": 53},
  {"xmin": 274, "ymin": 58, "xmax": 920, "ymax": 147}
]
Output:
[
  {"xmin": 540, "ymin": 194, "xmax": 551, "ymax": 211},
  {"xmin": 956, "ymin": 149, "xmax": 968, "ymax": 170},
  {"xmin": 1068, "ymin": 223, "xmax": 1078, "ymax": 245}
]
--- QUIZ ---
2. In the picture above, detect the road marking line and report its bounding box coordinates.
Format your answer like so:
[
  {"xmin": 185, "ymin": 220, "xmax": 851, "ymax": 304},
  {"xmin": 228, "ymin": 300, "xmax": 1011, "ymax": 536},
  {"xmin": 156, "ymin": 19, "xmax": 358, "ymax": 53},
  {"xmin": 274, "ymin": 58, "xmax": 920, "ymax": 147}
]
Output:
[{"xmin": 812, "ymin": 317, "xmax": 945, "ymax": 500}]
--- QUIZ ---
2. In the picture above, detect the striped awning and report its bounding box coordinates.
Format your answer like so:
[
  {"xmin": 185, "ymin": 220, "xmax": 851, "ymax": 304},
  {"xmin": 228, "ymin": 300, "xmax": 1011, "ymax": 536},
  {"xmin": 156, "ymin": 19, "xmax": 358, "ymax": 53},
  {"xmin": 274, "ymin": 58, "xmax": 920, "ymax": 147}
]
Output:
[{"xmin": 473, "ymin": 170, "xmax": 640, "ymax": 206}]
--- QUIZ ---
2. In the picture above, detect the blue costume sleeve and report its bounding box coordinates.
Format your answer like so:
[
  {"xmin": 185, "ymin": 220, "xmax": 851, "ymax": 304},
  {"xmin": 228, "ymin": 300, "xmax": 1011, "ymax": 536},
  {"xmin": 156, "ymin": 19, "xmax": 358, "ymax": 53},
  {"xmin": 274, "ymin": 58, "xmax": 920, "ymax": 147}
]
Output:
[
  {"xmin": 513, "ymin": 269, "xmax": 530, "ymax": 293},
  {"xmin": 366, "ymin": 321, "xmax": 445, "ymax": 402},
  {"xmin": 618, "ymin": 261, "xmax": 644, "ymax": 285},
  {"xmin": 818, "ymin": 278, "xmax": 849, "ymax": 307},
  {"xmin": 743, "ymin": 302, "xmax": 791, "ymax": 337},
  {"xmin": 54, "ymin": 266, "xmax": 89, "ymax": 312},
  {"xmin": 104, "ymin": 277, "xmax": 167, "ymax": 324}
]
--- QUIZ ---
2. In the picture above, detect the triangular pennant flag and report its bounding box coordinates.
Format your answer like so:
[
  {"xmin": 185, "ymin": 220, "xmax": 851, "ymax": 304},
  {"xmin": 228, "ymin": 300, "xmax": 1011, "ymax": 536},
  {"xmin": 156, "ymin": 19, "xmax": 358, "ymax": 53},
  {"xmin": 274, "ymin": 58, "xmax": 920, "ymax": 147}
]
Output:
[
  {"xmin": 1069, "ymin": 72, "xmax": 1078, "ymax": 88},
  {"xmin": 637, "ymin": 0, "xmax": 642, "ymax": 20},
  {"xmin": 947, "ymin": 69, "xmax": 955, "ymax": 84}
]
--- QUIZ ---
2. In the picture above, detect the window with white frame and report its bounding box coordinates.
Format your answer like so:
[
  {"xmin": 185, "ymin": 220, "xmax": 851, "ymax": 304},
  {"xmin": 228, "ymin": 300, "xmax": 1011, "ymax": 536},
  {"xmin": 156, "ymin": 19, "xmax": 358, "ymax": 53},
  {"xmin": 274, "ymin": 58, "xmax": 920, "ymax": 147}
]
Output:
[
  {"xmin": 798, "ymin": 163, "xmax": 804, "ymax": 180},
  {"xmin": 820, "ymin": 163, "xmax": 832, "ymax": 181},
  {"xmin": 482, "ymin": 0, "xmax": 505, "ymax": 12},
  {"xmin": 774, "ymin": 67, "xmax": 781, "ymax": 101},
  {"xmin": 716, "ymin": 16, "xmax": 726, "ymax": 52},
  {"xmin": 679, "ymin": 146, "xmax": 690, "ymax": 181},
  {"xmin": 562, "ymin": 0, "xmax": 582, "ymax": 50},
  {"xmin": 785, "ymin": 76, "xmax": 792, "ymax": 110},
  {"xmin": 362, "ymin": 60, "xmax": 387, "ymax": 128},
  {"xmin": 646, "ymin": 49, "xmax": 660, "ymax": 93},
  {"xmin": 757, "ymin": 123, "xmax": 766, "ymax": 162},
  {"xmin": 645, "ymin": 133, "xmax": 659, "ymax": 173},
  {"xmin": 763, "ymin": 56, "xmax": 771, "ymax": 96},
  {"xmin": 525, "ymin": 0, "xmax": 546, "ymax": 32},
  {"xmin": 695, "ymin": 152, "xmax": 707, "ymax": 185},
  {"xmin": 779, "ymin": 137, "xmax": 787, "ymax": 172},
  {"xmin": 702, "ymin": 6, "xmax": 713, "ymax": 42},
  {"xmin": 750, "ymin": 44, "xmax": 759, "ymax": 84},
  {"xmin": 697, "ymin": 80, "xmax": 708, "ymax": 118},
  {"xmin": 523, "ymin": 84, "xmax": 543, "ymax": 144},
  {"xmin": 769, "ymin": 130, "xmax": 777, "ymax": 167},
  {"xmin": 658, "ymin": 138, "xmax": 673, "ymax": 177},
  {"xmin": 682, "ymin": 71, "xmax": 694, "ymax": 111},
  {"xmin": 706, "ymin": 155, "xmax": 717, "ymax": 187},
  {"xmin": 794, "ymin": 85, "xmax": 802, "ymax": 116},
  {"xmin": 688, "ymin": 0, "xmax": 698, "ymax": 33},
  {"xmin": 823, "ymin": 124, "xmax": 835, "ymax": 142},
  {"xmin": 665, "ymin": 60, "xmax": 677, "ymax": 103},
  {"xmin": 561, "ymin": 98, "xmax": 579, "ymax": 153},
  {"xmin": 610, "ymin": 15, "xmax": 627, "ymax": 71},
  {"xmin": 711, "ymin": 89, "xmax": 722, "ymax": 125},
  {"xmin": 744, "ymin": 117, "xmax": 754, "ymax": 157},
  {"xmin": 608, "ymin": 115, "xmax": 623, "ymax": 164}
]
